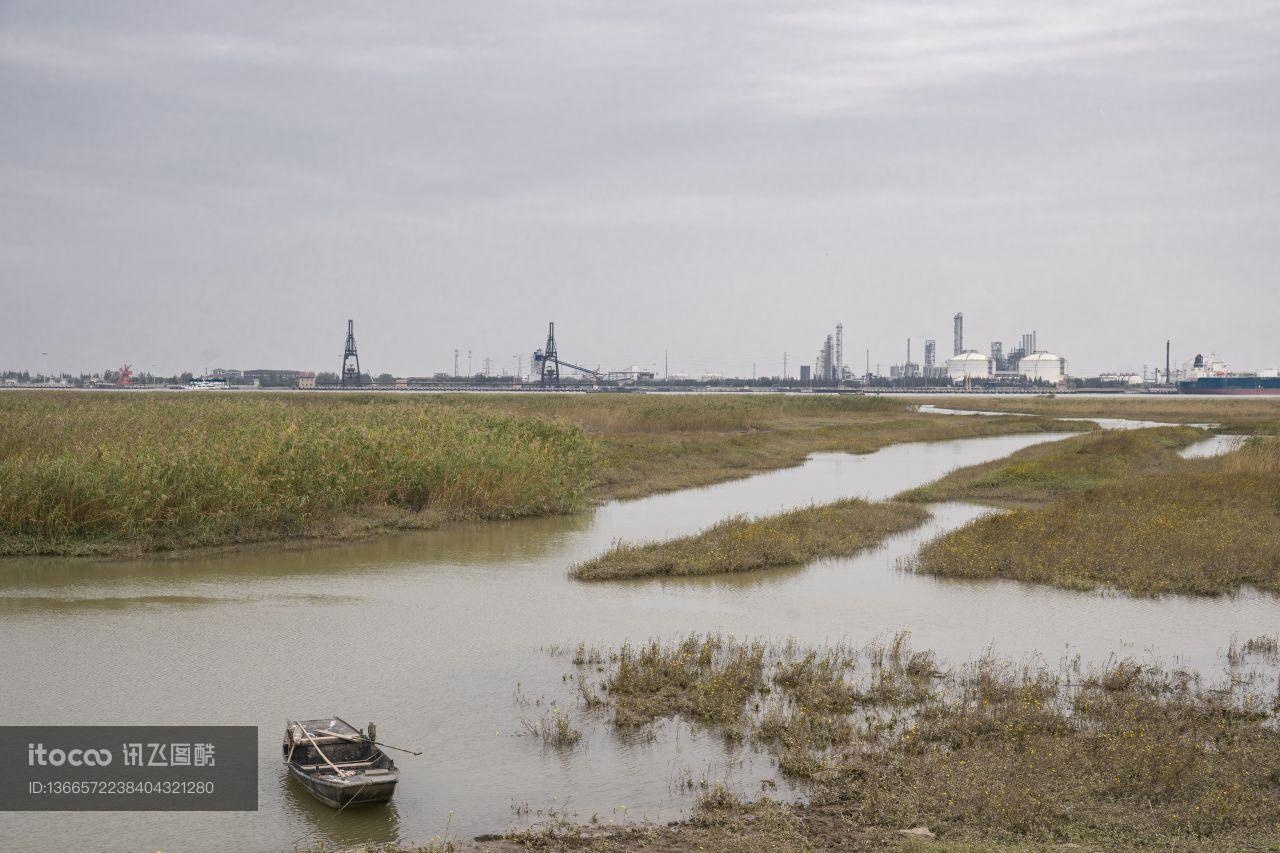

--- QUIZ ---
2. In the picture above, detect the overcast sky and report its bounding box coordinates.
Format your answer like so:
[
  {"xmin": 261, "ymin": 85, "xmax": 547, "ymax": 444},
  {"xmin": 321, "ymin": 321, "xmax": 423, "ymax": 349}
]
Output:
[{"xmin": 2, "ymin": 1, "xmax": 1277, "ymax": 378}]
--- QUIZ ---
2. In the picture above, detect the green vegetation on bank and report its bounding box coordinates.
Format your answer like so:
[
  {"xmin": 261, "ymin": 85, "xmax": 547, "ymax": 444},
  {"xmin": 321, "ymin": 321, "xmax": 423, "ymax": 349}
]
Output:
[
  {"xmin": 898, "ymin": 425, "xmax": 1205, "ymax": 505},
  {"xmin": 570, "ymin": 499, "xmax": 928, "ymax": 581},
  {"xmin": 0, "ymin": 393, "xmax": 594, "ymax": 556},
  {"xmin": 534, "ymin": 633, "xmax": 1280, "ymax": 850},
  {"xmin": 913, "ymin": 437, "xmax": 1280, "ymax": 596},
  {"xmin": 914, "ymin": 395, "xmax": 1280, "ymax": 435},
  {"xmin": 0, "ymin": 391, "xmax": 1077, "ymax": 558}
]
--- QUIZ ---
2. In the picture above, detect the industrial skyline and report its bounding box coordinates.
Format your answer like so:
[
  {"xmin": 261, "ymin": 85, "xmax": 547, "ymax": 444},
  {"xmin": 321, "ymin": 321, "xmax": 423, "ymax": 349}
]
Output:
[{"xmin": 1, "ymin": 308, "xmax": 1271, "ymax": 387}]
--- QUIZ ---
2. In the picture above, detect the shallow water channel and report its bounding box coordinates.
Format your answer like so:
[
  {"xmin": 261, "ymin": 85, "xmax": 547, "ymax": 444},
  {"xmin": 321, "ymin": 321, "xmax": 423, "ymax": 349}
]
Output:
[{"xmin": 1, "ymin": 425, "xmax": 1275, "ymax": 851}]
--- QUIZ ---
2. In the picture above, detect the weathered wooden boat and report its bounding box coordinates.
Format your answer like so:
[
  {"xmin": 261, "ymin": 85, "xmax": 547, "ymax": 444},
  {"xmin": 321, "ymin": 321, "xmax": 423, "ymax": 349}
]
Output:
[{"xmin": 283, "ymin": 717, "xmax": 399, "ymax": 808}]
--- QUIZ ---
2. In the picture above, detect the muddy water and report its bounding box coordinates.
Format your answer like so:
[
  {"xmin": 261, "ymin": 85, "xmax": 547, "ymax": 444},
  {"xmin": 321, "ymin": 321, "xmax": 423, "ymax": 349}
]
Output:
[
  {"xmin": 2, "ymin": 430, "xmax": 1276, "ymax": 852},
  {"xmin": 1180, "ymin": 434, "xmax": 1245, "ymax": 458}
]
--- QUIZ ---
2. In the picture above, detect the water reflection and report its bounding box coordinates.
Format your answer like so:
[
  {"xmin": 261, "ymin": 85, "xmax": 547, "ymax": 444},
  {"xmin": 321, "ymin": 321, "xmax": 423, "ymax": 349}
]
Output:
[
  {"xmin": 281, "ymin": 774, "xmax": 403, "ymax": 849},
  {"xmin": 0, "ymin": 511, "xmax": 593, "ymax": 595}
]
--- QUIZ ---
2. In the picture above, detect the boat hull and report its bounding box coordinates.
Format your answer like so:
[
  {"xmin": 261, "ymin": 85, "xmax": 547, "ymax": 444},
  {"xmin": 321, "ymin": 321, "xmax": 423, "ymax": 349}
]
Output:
[
  {"xmin": 287, "ymin": 763, "xmax": 398, "ymax": 808},
  {"xmin": 283, "ymin": 717, "xmax": 400, "ymax": 809}
]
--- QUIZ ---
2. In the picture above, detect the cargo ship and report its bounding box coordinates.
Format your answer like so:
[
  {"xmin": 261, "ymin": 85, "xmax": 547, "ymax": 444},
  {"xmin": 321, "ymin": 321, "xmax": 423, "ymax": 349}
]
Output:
[{"xmin": 1176, "ymin": 352, "xmax": 1280, "ymax": 394}]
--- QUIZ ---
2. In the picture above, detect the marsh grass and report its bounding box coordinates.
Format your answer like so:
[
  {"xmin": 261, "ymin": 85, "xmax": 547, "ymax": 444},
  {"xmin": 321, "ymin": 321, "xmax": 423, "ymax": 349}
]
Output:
[
  {"xmin": 569, "ymin": 499, "xmax": 929, "ymax": 580},
  {"xmin": 912, "ymin": 437, "xmax": 1280, "ymax": 595},
  {"xmin": 432, "ymin": 392, "xmax": 1088, "ymax": 500},
  {"xmin": 0, "ymin": 392, "xmax": 595, "ymax": 555},
  {"xmin": 898, "ymin": 425, "xmax": 1205, "ymax": 505},
  {"xmin": 521, "ymin": 708, "xmax": 583, "ymax": 749},
  {"xmin": 582, "ymin": 404, "xmax": 1085, "ymax": 500},
  {"xmin": 602, "ymin": 634, "xmax": 768, "ymax": 729},
  {"xmin": 556, "ymin": 633, "xmax": 1280, "ymax": 849},
  {"xmin": 2, "ymin": 391, "xmax": 1076, "ymax": 557},
  {"xmin": 1229, "ymin": 633, "xmax": 1280, "ymax": 665}
]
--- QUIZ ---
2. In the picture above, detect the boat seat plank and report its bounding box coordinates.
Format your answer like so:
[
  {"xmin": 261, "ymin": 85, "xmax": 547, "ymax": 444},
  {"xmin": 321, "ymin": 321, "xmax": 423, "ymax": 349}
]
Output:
[{"xmin": 295, "ymin": 759, "xmax": 376, "ymax": 771}]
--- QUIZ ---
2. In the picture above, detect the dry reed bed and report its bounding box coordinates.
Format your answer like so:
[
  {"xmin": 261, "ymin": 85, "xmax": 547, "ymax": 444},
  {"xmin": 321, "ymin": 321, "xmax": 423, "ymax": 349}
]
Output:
[
  {"xmin": 912, "ymin": 437, "xmax": 1280, "ymax": 595},
  {"xmin": 569, "ymin": 499, "xmax": 928, "ymax": 580},
  {"xmin": 552, "ymin": 633, "xmax": 1280, "ymax": 849},
  {"xmin": 0, "ymin": 391, "xmax": 1077, "ymax": 557},
  {"xmin": 0, "ymin": 393, "xmax": 595, "ymax": 555},
  {"xmin": 898, "ymin": 425, "xmax": 1205, "ymax": 505},
  {"xmin": 427, "ymin": 392, "xmax": 914, "ymax": 434}
]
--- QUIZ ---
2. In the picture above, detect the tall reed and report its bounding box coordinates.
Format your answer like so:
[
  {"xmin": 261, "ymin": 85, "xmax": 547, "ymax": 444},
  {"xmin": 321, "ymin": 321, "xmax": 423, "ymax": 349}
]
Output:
[{"xmin": 0, "ymin": 392, "xmax": 595, "ymax": 554}]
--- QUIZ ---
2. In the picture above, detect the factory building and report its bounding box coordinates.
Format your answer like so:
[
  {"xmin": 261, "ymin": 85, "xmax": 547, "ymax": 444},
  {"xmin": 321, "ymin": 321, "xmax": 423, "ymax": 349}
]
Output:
[
  {"xmin": 1018, "ymin": 352, "xmax": 1067, "ymax": 383},
  {"xmin": 1098, "ymin": 372, "xmax": 1144, "ymax": 386},
  {"xmin": 604, "ymin": 366, "xmax": 656, "ymax": 383},
  {"xmin": 946, "ymin": 351, "xmax": 993, "ymax": 383},
  {"xmin": 817, "ymin": 335, "xmax": 836, "ymax": 382},
  {"xmin": 812, "ymin": 325, "xmax": 846, "ymax": 383}
]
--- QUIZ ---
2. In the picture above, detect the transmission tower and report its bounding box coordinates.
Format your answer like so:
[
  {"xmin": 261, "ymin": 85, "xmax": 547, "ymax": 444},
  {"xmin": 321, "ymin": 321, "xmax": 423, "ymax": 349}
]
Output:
[{"xmin": 340, "ymin": 319, "xmax": 362, "ymax": 386}]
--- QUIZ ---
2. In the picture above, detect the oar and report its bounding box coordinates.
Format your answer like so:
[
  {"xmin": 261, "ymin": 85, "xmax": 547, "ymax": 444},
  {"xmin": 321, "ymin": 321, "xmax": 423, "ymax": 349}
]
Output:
[
  {"xmin": 299, "ymin": 725, "xmax": 352, "ymax": 777},
  {"xmin": 318, "ymin": 728, "xmax": 423, "ymax": 756}
]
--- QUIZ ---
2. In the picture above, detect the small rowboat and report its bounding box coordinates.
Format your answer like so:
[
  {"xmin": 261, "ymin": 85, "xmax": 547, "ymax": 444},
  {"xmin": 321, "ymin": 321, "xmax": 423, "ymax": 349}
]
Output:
[{"xmin": 283, "ymin": 717, "xmax": 399, "ymax": 808}]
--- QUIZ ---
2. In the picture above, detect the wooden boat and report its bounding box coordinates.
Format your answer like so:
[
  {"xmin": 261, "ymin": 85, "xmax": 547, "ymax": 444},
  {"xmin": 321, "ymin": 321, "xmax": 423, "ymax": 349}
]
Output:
[{"xmin": 283, "ymin": 717, "xmax": 399, "ymax": 808}]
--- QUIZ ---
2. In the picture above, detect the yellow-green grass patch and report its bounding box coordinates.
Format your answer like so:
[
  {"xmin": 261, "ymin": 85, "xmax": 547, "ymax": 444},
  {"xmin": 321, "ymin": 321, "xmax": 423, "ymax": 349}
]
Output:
[
  {"xmin": 912, "ymin": 437, "xmax": 1280, "ymax": 596},
  {"xmin": 898, "ymin": 425, "xmax": 1206, "ymax": 505},
  {"xmin": 570, "ymin": 499, "xmax": 928, "ymax": 580}
]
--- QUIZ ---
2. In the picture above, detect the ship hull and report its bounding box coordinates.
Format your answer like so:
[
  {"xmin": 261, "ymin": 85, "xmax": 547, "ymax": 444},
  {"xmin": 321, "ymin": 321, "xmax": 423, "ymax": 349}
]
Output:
[{"xmin": 1178, "ymin": 377, "xmax": 1280, "ymax": 395}]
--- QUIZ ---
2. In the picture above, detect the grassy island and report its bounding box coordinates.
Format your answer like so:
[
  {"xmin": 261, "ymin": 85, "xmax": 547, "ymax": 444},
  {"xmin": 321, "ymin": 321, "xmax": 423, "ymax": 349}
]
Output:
[{"xmin": 570, "ymin": 499, "xmax": 928, "ymax": 580}]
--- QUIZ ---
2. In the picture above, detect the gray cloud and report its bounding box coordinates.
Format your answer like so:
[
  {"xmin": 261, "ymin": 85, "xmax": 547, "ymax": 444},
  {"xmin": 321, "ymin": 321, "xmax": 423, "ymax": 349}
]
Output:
[{"xmin": 2, "ymin": 1, "xmax": 1277, "ymax": 377}]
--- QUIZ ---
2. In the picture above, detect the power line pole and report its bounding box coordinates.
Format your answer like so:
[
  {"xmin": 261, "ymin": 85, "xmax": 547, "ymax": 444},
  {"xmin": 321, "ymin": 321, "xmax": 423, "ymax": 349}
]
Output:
[
  {"xmin": 783, "ymin": 352, "xmax": 788, "ymax": 381},
  {"xmin": 454, "ymin": 349, "xmax": 459, "ymax": 377}
]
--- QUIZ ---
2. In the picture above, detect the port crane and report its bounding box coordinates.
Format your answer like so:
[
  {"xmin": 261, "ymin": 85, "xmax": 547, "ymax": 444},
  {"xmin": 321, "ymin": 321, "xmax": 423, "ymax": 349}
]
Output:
[
  {"xmin": 340, "ymin": 319, "xmax": 363, "ymax": 387},
  {"xmin": 532, "ymin": 322, "xmax": 603, "ymax": 386}
]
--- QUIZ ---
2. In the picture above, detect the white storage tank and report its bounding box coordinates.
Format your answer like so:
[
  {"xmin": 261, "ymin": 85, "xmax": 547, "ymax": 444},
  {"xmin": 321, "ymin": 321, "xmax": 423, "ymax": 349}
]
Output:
[
  {"xmin": 946, "ymin": 351, "xmax": 993, "ymax": 383},
  {"xmin": 1019, "ymin": 352, "xmax": 1067, "ymax": 383}
]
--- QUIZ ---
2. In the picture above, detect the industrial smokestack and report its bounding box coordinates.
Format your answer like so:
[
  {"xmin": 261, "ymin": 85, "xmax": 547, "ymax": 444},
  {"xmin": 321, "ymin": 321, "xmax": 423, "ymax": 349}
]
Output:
[
  {"xmin": 835, "ymin": 323, "xmax": 844, "ymax": 384},
  {"xmin": 1166, "ymin": 340, "xmax": 1171, "ymax": 385},
  {"xmin": 953, "ymin": 313, "xmax": 964, "ymax": 355}
]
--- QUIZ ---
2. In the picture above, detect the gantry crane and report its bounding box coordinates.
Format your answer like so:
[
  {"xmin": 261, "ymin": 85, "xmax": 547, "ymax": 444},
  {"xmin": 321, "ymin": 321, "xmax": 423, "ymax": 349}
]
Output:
[{"xmin": 532, "ymin": 322, "xmax": 603, "ymax": 386}]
